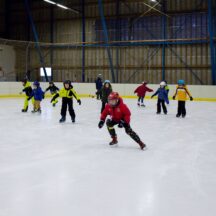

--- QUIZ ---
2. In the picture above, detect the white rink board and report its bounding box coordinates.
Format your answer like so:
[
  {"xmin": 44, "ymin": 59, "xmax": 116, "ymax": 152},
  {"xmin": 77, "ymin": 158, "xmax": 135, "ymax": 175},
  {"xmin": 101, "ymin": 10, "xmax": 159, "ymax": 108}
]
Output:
[{"xmin": 0, "ymin": 82, "xmax": 216, "ymax": 100}]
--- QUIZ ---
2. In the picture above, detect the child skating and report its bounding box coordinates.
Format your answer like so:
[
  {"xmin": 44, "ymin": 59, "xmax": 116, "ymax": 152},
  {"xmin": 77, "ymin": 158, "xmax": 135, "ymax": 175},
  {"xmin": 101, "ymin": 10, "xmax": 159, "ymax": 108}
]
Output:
[
  {"xmin": 98, "ymin": 92, "xmax": 146, "ymax": 150},
  {"xmin": 20, "ymin": 78, "xmax": 34, "ymax": 112},
  {"xmin": 134, "ymin": 81, "xmax": 153, "ymax": 107},
  {"xmin": 151, "ymin": 81, "xmax": 169, "ymax": 114},
  {"xmin": 28, "ymin": 81, "xmax": 44, "ymax": 113},
  {"xmin": 173, "ymin": 80, "xmax": 193, "ymax": 118},
  {"xmin": 100, "ymin": 80, "xmax": 112, "ymax": 113},
  {"xmin": 51, "ymin": 80, "xmax": 81, "ymax": 123},
  {"xmin": 44, "ymin": 81, "xmax": 59, "ymax": 107}
]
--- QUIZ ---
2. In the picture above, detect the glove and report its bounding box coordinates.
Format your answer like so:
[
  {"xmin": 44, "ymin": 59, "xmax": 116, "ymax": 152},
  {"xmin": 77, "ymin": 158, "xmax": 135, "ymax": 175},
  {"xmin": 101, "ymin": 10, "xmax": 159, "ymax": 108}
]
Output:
[
  {"xmin": 27, "ymin": 97, "xmax": 31, "ymax": 101},
  {"xmin": 77, "ymin": 99, "xmax": 81, "ymax": 105},
  {"xmin": 172, "ymin": 96, "xmax": 175, "ymax": 100},
  {"xmin": 118, "ymin": 120, "xmax": 128, "ymax": 128},
  {"xmin": 98, "ymin": 120, "xmax": 104, "ymax": 129},
  {"xmin": 151, "ymin": 95, "xmax": 154, "ymax": 99},
  {"xmin": 190, "ymin": 96, "xmax": 193, "ymax": 101}
]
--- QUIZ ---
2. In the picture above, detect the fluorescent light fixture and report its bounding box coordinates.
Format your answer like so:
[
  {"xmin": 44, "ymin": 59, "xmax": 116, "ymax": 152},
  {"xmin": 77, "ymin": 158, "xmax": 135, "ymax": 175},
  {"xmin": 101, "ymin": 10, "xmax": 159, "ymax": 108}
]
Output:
[
  {"xmin": 43, "ymin": 0, "xmax": 79, "ymax": 13},
  {"xmin": 150, "ymin": 0, "xmax": 157, "ymax": 2},
  {"xmin": 43, "ymin": 0, "xmax": 56, "ymax": 5},
  {"xmin": 56, "ymin": 3, "xmax": 68, "ymax": 10}
]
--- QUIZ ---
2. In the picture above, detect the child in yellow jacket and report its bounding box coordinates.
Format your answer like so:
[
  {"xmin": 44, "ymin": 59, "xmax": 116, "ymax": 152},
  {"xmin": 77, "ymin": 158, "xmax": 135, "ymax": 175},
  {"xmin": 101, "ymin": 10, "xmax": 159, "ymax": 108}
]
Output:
[
  {"xmin": 173, "ymin": 80, "xmax": 193, "ymax": 118},
  {"xmin": 51, "ymin": 80, "xmax": 81, "ymax": 123}
]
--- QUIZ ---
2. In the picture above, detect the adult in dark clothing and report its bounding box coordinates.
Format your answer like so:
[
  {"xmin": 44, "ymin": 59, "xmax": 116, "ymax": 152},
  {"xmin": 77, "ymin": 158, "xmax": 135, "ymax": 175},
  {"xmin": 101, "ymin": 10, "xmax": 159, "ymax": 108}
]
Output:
[{"xmin": 95, "ymin": 74, "xmax": 103, "ymax": 100}]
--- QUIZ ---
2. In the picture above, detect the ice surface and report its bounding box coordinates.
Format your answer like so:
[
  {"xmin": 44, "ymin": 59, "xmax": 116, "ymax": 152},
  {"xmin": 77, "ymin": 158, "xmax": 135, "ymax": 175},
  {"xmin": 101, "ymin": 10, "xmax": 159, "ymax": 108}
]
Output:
[{"xmin": 0, "ymin": 98, "xmax": 216, "ymax": 216}]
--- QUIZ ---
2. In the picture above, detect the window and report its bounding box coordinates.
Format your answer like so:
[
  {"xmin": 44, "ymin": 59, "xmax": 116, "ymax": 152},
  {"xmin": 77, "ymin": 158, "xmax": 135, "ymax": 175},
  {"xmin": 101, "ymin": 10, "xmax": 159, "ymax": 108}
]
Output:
[{"xmin": 40, "ymin": 67, "xmax": 52, "ymax": 77}]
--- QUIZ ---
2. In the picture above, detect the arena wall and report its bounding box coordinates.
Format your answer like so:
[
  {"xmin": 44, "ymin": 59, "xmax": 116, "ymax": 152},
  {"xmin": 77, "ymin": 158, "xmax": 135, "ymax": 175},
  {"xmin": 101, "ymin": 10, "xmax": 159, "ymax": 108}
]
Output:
[{"xmin": 0, "ymin": 82, "xmax": 215, "ymax": 101}]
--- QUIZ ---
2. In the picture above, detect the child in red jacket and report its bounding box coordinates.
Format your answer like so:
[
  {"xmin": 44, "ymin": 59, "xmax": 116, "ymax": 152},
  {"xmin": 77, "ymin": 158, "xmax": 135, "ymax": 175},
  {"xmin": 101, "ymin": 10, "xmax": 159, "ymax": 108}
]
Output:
[
  {"xmin": 134, "ymin": 81, "xmax": 153, "ymax": 106},
  {"xmin": 98, "ymin": 92, "xmax": 146, "ymax": 150}
]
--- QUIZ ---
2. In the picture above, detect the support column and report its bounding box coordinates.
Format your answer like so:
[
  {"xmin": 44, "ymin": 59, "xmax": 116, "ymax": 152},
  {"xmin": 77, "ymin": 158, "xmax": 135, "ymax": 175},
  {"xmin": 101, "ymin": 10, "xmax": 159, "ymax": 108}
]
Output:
[
  {"xmin": 208, "ymin": 0, "xmax": 216, "ymax": 85},
  {"xmin": 24, "ymin": 0, "xmax": 48, "ymax": 82},
  {"xmin": 50, "ymin": 5, "xmax": 54, "ymax": 81},
  {"xmin": 162, "ymin": 0, "xmax": 167, "ymax": 81},
  {"xmin": 98, "ymin": 0, "xmax": 115, "ymax": 83},
  {"xmin": 82, "ymin": 0, "xmax": 86, "ymax": 82},
  {"xmin": 115, "ymin": 0, "xmax": 120, "ymax": 83}
]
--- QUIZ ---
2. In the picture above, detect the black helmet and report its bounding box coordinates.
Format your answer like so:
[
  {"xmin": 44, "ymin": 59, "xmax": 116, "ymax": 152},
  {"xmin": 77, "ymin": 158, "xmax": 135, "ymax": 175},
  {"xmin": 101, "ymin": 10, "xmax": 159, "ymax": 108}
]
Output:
[
  {"xmin": 64, "ymin": 80, "xmax": 71, "ymax": 85},
  {"xmin": 22, "ymin": 78, "xmax": 28, "ymax": 83},
  {"xmin": 49, "ymin": 81, "xmax": 54, "ymax": 85}
]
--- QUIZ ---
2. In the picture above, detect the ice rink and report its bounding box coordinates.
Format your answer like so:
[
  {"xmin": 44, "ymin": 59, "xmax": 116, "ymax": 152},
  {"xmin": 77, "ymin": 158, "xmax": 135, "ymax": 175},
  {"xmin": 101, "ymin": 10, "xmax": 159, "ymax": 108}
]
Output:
[{"xmin": 0, "ymin": 97, "xmax": 216, "ymax": 216}]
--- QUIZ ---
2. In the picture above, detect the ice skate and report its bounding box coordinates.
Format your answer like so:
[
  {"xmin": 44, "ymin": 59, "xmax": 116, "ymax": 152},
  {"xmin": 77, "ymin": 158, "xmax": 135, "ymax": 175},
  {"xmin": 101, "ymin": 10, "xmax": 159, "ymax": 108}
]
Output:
[
  {"xmin": 59, "ymin": 116, "xmax": 66, "ymax": 123},
  {"xmin": 22, "ymin": 106, "xmax": 28, "ymax": 112},
  {"xmin": 138, "ymin": 141, "xmax": 146, "ymax": 150},
  {"xmin": 71, "ymin": 116, "xmax": 75, "ymax": 123},
  {"xmin": 109, "ymin": 136, "xmax": 118, "ymax": 145},
  {"xmin": 141, "ymin": 103, "xmax": 145, "ymax": 107},
  {"xmin": 137, "ymin": 102, "xmax": 140, "ymax": 106},
  {"xmin": 176, "ymin": 114, "xmax": 180, "ymax": 118}
]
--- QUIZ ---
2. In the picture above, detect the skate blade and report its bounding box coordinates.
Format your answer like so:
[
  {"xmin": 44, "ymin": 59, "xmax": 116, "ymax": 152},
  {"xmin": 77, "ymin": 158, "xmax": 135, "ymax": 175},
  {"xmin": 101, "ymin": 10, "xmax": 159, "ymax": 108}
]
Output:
[{"xmin": 109, "ymin": 143, "xmax": 118, "ymax": 148}]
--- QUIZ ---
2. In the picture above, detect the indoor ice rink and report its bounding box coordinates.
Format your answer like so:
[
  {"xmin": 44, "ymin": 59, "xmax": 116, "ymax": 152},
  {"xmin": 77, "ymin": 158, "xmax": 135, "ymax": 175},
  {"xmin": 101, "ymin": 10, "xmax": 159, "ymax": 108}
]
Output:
[
  {"xmin": 0, "ymin": 0, "xmax": 216, "ymax": 216},
  {"xmin": 0, "ymin": 97, "xmax": 216, "ymax": 216}
]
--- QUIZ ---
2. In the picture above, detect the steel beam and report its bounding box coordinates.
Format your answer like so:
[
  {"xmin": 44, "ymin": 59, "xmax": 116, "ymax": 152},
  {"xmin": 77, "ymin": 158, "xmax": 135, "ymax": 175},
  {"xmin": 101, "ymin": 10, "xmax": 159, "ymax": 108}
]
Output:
[
  {"xmin": 50, "ymin": 4, "xmax": 54, "ymax": 81},
  {"xmin": 162, "ymin": 0, "xmax": 167, "ymax": 81},
  {"xmin": 168, "ymin": 46, "xmax": 204, "ymax": 84},
  {"xmin": 98, "ymin": 0, "xmax": 116, "ymax": 82},
  {"xmin": 82, "ymin": 0, "xmax": 86, "ymax": 82},
  {"xmin": 208, "ymin": 0, "xmax": 216, "ymax": 85},
  {"xmin": 24, "ymin": 0, "xmax": 48, "ymax": 82},
  {"xmin": 4, "ymin": 0, "xmax": 10, "ymax": 38},
  {"xmin": 115, "ymin": 0, "xmax": 120, "ymax": 82}
]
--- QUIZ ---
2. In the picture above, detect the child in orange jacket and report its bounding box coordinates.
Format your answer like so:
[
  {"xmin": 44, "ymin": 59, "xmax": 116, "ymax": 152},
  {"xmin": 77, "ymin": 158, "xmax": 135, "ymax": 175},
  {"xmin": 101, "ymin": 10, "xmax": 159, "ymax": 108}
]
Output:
[{"xmin": 173, "ymin": 80, "xmax": 193, "ymax": 118}]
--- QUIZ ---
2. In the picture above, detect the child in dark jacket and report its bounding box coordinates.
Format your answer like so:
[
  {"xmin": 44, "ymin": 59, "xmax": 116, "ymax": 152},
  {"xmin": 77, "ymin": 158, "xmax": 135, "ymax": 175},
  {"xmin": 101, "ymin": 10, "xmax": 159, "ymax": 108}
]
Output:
[
  {"xmin": 151, "ymin": 81, "xmax": 169, "ymax": 114},
  {"xmin": 44, "ymin": 81, "xmax": 59, "ymax": 107},
  {"xmin": 28, "ymin": 81, "xmax": 44, "ymax": 113},
  {"xmin": 134, "ymin": 81, "xmax": 153, "ymax": 107},
  {"xmin": 100, "ymin": 80, "xmax": 112, "ymax": 113}
]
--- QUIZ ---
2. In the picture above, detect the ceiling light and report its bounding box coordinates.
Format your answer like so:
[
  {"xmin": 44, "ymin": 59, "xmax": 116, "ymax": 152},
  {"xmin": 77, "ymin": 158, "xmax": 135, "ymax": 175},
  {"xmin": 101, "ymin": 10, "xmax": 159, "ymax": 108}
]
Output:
[
  {"xmin": 43, "ymin": 0, "xmax": 56, "ymax": 5},
  {"xmin": 56, "ymin": 3, "xmax": 68, "ymax": 10}
]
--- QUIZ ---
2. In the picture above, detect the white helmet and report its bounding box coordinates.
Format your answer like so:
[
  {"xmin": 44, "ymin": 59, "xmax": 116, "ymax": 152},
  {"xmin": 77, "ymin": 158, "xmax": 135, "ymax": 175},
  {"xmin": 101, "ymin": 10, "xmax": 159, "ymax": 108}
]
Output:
[{"xmin": 160, "ymin": 81, "xmax": 166, "ymax": 86}]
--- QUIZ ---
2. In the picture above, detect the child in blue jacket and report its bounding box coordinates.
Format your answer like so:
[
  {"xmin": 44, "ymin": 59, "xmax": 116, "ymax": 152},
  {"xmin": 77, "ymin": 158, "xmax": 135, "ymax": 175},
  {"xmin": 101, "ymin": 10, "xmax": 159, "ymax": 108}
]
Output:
[
  {"xmin": 28, "ymin": 81, "xmax": 44, "ymax": 113},
  {"xmin": 151, "ymin": 81, "xmax": 169, "ymax": 114}
]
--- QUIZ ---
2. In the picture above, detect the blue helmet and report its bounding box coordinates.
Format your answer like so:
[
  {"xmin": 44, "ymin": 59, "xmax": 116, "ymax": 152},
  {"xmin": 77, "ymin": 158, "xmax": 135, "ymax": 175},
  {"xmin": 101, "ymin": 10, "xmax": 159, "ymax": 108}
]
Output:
[
  {"xmin": 33, "ymin": 81, "xmax": 40, "ymax": 87},
  {"xmin": 104, "ymin": 80, "xmax": 110, "ymax": 84},
  {"xmin": 178, "ymin": 80, "xmax": 185, "ymax": 85}
]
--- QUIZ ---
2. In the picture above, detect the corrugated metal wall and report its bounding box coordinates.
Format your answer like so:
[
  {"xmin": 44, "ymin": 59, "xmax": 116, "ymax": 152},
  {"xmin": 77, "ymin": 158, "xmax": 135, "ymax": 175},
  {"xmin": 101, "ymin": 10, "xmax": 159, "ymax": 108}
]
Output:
[{"xmin": 2, "ymin": 0, "xmax": 211, "ymax": 84}]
